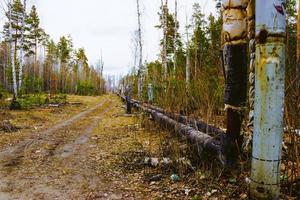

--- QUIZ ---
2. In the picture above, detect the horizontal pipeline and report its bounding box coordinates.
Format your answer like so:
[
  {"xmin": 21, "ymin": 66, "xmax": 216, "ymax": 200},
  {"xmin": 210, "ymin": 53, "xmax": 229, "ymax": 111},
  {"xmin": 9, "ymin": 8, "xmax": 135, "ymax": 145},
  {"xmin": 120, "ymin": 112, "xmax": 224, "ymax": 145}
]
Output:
[{"xmin": 119, "ymin": 95, "xmax": 226, "ymax": 166}]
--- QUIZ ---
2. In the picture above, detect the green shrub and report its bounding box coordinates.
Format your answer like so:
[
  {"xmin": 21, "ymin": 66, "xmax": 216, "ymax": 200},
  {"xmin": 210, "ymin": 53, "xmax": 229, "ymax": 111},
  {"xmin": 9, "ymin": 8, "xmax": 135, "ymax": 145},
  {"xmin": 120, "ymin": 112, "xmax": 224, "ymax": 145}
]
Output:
[
  {"xmin": 50, "ymin": 94, "xmax": 67, "ymax": 104},
  {"xmin": 15, "ymin": 98, "xmax": 31, "ymax": 110},
  {"xmin": 15, "ymin": 94, "xmax": 46, "ymax": 110}
]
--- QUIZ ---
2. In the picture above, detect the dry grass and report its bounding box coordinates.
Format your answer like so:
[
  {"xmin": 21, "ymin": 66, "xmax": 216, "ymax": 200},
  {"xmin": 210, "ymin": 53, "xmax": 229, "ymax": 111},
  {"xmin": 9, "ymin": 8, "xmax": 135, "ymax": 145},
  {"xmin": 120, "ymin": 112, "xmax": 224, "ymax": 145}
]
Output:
[{"xmin": 0, "ymin": 94, "xmax": 106, "ymax": 149}]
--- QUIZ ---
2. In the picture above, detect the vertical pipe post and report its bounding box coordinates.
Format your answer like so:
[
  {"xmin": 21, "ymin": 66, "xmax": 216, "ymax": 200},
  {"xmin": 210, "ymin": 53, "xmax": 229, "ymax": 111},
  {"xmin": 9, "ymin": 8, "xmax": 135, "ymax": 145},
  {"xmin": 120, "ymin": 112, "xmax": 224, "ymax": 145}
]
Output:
[
  {"xmin": 221, "ymin": 0, "xmax": 249, "ymax": 167},
  {"xmin": 125, "ymin": 85, "xmax": 132, "ymax": 114},
  {"xmin": 148, "ymin": 83, "xmax": 153, "ymax": 104},
  {"xmin": 250, "ymin": 0, "xmax": 286, "ymax": 199}
]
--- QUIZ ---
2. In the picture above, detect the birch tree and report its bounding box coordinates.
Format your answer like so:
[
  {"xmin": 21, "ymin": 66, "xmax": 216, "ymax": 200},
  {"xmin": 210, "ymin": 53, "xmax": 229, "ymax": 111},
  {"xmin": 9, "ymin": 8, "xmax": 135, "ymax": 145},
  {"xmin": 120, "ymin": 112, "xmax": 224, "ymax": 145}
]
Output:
[
  {"xmin": 185, "ymin": 15, "xmax": 190, "ymax": 90},
  {"xmin": 3, "ymin": 0, "xmax": 25, "ymax": 97},
  {"xmin": 162, "ymin": 0, "xmax": 168, "ymax": 82},
  {"xmin": 297, "ymin": 0, "xmax": 300, "ymax": 92},
  {"xmin": 8, "ymin": 2, "xmax": 18, "ymax": 98},
  {"xmin": 172, "ymin": 0, "xmax": 178, "ymax": 79},
  {"xmin": 136, "ymin": 0, "xmax": 143, "ymax": 99}
]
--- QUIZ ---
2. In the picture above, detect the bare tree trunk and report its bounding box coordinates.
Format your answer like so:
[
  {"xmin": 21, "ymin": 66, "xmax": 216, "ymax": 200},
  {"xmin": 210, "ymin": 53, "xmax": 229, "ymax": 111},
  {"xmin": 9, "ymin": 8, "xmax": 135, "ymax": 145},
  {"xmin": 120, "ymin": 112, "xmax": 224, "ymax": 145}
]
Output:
[
  {"xmin": 297, "ymin": 0, "xmax": 300, "ymax": 93},
  {"xmin": 173, "ymin": 0, "xmax": 178, "ymax": 80},
  {"xmin": 162, "ymin": 0, "xmax": 168, "ymax": 82},
  {"xmin": 194, "ymin": 48, "xmax": 197, "ymax": 79},
  {"xmin": 136, "ymin": 0, "xmax": 143, "ymax": 100},
  {"xmin": 35, "ymin": 41, "xmax": 38, "ymax": 80},
  {"xmin": 185, "ymin": 16, "xmax": 190, "ymax": 90},
  {"xmin": 8, "ymin": 3, "xmax": 18, "ymax": 97}
]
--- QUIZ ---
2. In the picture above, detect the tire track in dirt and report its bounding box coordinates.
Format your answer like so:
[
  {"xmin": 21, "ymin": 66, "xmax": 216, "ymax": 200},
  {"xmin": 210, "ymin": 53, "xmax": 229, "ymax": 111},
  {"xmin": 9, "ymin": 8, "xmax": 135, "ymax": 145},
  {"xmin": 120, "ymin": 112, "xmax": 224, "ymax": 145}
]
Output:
[
  {"xmin": 0, "ymin": 98, "xmax": 109, "ymax": 166},
  {"xmin": 0, "ymin": 97, "xmax": 112, "ymax": 200},
  {"xmin": 8, "ymin": 99, "xmax": 114, "ymax": 200},
  {"xmin": 59, "ymin": 104, "xmax": 112, "ymax": 158}
]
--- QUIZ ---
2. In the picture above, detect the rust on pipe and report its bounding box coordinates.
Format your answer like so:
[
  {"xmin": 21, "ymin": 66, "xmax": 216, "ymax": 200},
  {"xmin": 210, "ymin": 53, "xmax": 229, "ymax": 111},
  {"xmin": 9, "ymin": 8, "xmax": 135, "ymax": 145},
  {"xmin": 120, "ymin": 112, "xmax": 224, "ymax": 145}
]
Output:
[
  {"xmin": 222, "ymin": 0, "xmax": 249, "ymax": 167},
  {"xmin": 250, "ymin": 0, "xmax": 286, "ymax": 199}
]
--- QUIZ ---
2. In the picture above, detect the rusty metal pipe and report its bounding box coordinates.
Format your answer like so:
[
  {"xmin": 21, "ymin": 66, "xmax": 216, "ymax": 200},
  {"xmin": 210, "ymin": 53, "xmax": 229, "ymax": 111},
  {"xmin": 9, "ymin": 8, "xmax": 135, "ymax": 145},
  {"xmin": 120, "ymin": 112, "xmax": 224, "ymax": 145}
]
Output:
[
  {"xmin": 133, "ymin": 101, "xmax": 226, "ymax": 165},
  {"xmin": 126, "ymin": 97, "xmax": 226, "ymax": 137},
  {"xmin": 250, "ymin": 0, "xmax": 286, "ymax": 199},
  {"xmin": 221, "ymin": 0, "xmax": 249, "ymax": 167}
]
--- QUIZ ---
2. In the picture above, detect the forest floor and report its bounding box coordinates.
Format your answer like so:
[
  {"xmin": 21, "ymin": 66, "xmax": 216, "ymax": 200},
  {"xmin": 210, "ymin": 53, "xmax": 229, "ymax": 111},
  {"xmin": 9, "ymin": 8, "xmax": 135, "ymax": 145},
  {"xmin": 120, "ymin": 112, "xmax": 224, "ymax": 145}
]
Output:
[{"xmin": 0, "ymin": 94, "xmax": 298, "ymax": 200}]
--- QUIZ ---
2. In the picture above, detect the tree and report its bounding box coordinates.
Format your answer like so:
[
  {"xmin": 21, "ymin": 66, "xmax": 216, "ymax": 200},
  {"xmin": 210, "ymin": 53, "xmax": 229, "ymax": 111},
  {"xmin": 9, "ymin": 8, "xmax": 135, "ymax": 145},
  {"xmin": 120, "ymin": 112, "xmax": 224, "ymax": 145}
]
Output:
[
  {"xmin": 298, "ymin": 0, "xmax": 300, "ymax": 89},
  {"xmin": 18, "ymin": 0, "xmax": 26, "ymax": 93},
  {"xmin": 136, "ymin": 0, "xmax": 143, "ymax": 100},
  {"xmin": 161, "ymin": 0, "xmax": 168, "ymax": 83},
  {"xmin": 57, "ymin": 35, "xmax": 72, "ymax": 92},
  {"xmin": 190, "ymin": 3, "xmax": 209, "ymax": 78},
  {"xmin": 3, "ymin": 0, "xmax": 25, "ymax": 98},
  {"xmin": 0, "ymin": 2, "xmax": 105, "ymax": 98},
  {"xmin": 25, "ymin": 5, "xmax": 46, "ymax": 82},
  {"xmin": 172, "ymin": 0, "xmax": 178, "ymax": 79},
  {"xmin": 76, "ymin": 47, "xmax": 89, "ymax": 82},
  {"xmin": 157, "ymin": 0, "xmax": 182, "ymax": 92},
  {"xmin": 44, "ymin": 39, "xmax": 57, "ymax": 93}
]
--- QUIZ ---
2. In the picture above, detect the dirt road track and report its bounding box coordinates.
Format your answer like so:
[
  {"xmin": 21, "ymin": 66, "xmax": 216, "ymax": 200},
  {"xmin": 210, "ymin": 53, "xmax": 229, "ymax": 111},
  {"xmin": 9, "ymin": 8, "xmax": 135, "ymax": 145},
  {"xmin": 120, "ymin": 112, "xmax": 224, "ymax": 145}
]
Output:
[{"xmin": 0, "ymin": 96, "xmax": 113, "ymax": 200}]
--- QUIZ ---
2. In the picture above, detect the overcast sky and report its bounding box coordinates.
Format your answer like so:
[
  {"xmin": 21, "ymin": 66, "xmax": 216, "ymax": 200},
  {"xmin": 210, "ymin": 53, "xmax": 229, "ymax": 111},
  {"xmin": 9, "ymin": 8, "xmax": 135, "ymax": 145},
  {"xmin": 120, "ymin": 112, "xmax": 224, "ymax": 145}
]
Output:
[{"xmin": 0, "ymin": 0, "xmax": 216, "ymax": 76}]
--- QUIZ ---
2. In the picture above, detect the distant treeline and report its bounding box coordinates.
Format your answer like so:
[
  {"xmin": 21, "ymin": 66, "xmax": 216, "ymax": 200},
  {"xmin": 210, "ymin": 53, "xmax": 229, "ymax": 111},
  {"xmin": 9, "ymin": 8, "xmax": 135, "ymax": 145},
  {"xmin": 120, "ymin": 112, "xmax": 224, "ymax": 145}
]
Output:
[{"xmin": 0, "ymin": 0, "xmax": 105, "ymax": 98}]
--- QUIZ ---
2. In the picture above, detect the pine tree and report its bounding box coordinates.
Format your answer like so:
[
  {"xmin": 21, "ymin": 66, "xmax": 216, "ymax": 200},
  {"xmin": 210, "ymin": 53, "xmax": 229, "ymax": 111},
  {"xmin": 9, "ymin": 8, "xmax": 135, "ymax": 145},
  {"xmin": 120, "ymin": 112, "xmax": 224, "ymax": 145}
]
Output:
[
  {"xmin": 57, "ymin": 36, "xmax": 72, "ymax": 93},
  {"xmin": 18, "ymin": 0, "xmax": 26, "ymax": 93},
  {"xmin": 44, "ymin": 40, "xmax": 57, "ymax": 93},
  {"xmin": 25, "ymin": 5, "xmax": 46, "ymax": 82},
  {"xmin": 190, "ymin": 3, "xmax": 209, "ymax": 78}
]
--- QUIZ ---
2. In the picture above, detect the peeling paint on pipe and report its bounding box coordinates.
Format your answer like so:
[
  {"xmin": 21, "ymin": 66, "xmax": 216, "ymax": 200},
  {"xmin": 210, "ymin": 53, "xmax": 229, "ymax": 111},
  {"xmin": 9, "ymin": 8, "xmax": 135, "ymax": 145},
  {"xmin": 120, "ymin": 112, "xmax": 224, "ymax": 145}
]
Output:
[
  {"xmin": 222, "ymin": 0, "xmax": 249, "ymax": 167},
  {"xmin": 250, "ymin": 0, "xmax": 286, "ymax": 199}
]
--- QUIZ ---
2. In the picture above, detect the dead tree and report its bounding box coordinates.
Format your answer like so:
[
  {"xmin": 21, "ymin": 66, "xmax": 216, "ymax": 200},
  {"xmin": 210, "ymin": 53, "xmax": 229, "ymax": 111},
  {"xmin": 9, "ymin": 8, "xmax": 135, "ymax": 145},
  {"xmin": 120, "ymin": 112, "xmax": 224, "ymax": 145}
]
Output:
[
  {"xmin": 185, "ymin": 15, "xmax": 190, "ymax": 90},
  {"xmin": 136, "ymin": 0, "xmax": 143, "ymax": 100},
  {"xmin": 297, "ymin": 0, "xmax": 300, "ymax": 94},
  {"xmin": 173, "ymin": 0, "xmax": 178, "ymax": 80},
  {"xmin": 161, "ymin": 0, "xmax": 168, "ymax": 86}
]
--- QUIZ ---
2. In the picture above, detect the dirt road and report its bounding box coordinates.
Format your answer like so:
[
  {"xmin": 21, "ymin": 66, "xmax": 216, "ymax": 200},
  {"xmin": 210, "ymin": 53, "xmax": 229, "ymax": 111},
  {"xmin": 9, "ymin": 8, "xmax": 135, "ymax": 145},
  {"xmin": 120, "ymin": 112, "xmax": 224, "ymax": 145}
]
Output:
[
  {"xmin": 0, "ymin": 95, "xmax": 258, "ymax": 200},
  {"xmin": 0, "ymin": 95, "xmax": 180, "ymax": 200},
  {"xmin": 0, "ymin": 95, "xmax": 124, "ymax": 199}
]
